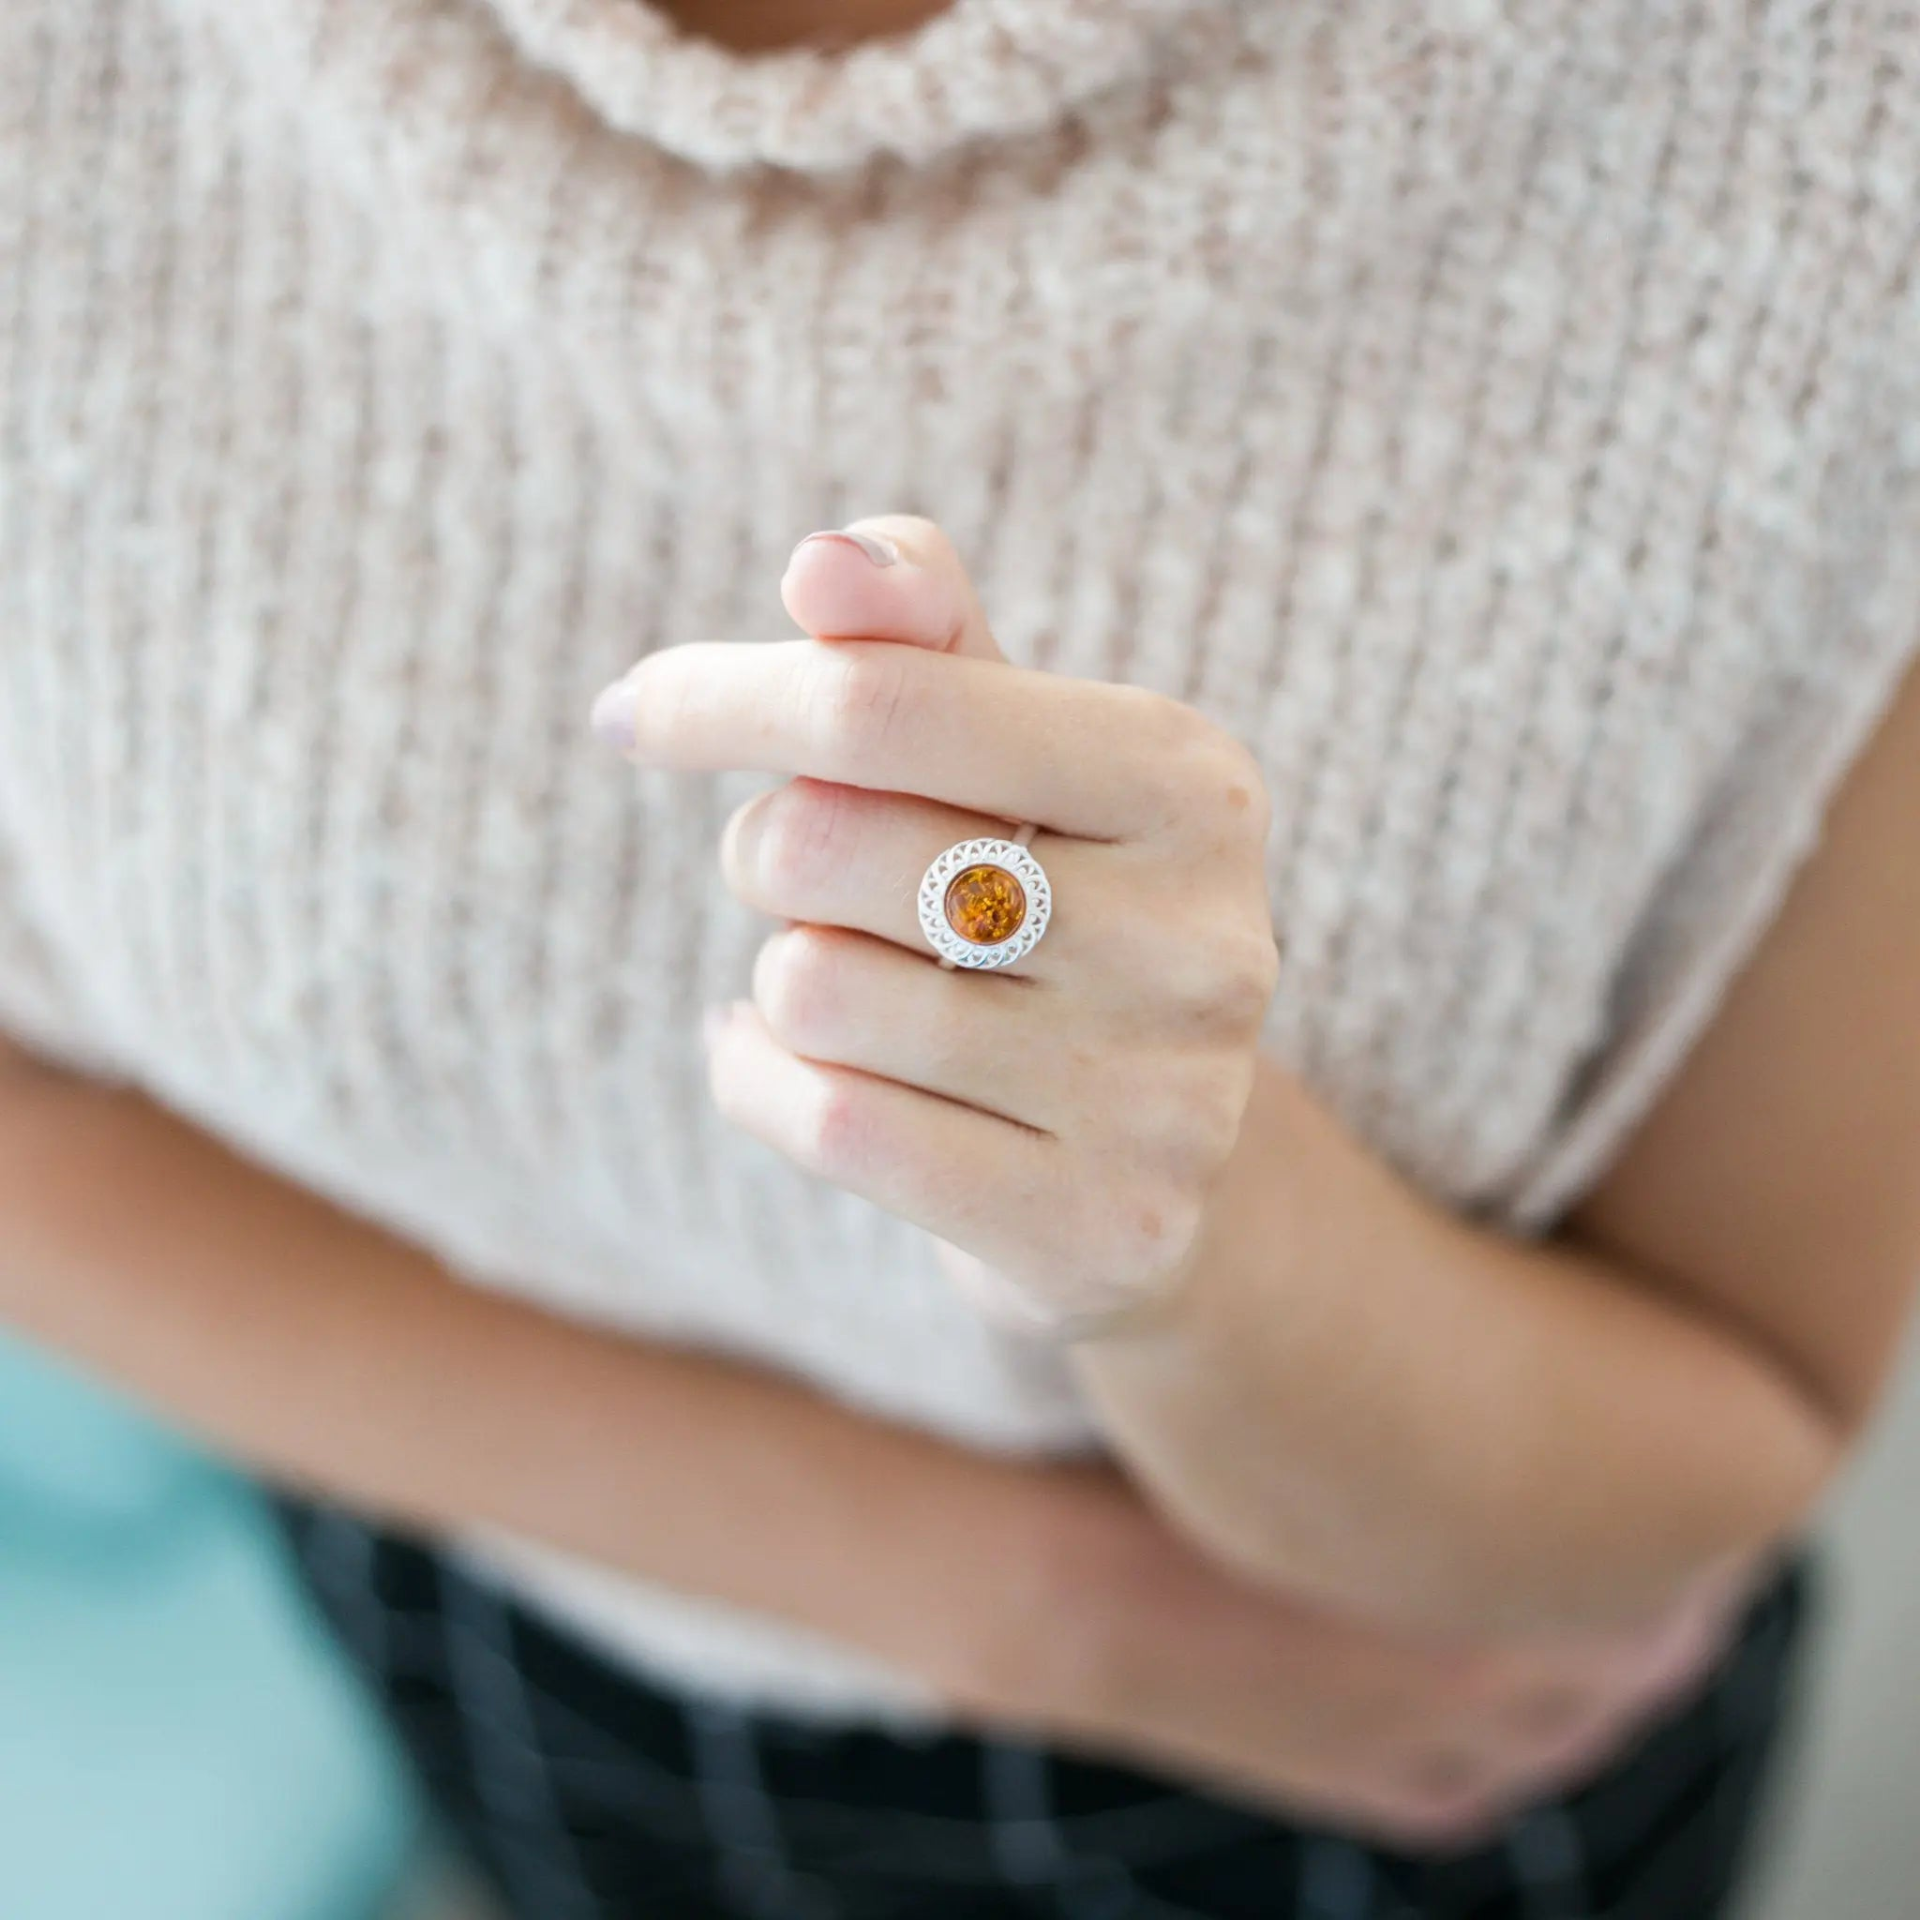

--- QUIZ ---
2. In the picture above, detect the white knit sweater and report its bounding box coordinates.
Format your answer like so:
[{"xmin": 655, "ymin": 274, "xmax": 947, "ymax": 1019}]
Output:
[{"xmin": 2, "ymin": 0, "xmax": 1917, "ymax": 1718}]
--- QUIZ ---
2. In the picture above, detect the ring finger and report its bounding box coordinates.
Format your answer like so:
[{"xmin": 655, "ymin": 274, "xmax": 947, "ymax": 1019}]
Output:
[{"xmin": 720, "ymin": 776, "xmax": 1102, "ymax": 980}]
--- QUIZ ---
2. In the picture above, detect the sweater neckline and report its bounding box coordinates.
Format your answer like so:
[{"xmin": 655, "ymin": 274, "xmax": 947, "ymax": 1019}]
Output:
[{"xmin": 481, "ymin": 0, "xmax": 1236, "ymax": 172}]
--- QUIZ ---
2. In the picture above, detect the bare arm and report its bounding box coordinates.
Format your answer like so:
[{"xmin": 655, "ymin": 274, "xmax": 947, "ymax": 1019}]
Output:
[
  {"xmin": 0, "ymin": 1039, "xmax": 1757, "ymax": 1842},
  {"xmin": 0, "ymin": 1054, "xmax": 1091, "ymax": 1703},
  {"xmin": 1074, "ymin": 660, "xmax": 1920, "ymax": 1633}
]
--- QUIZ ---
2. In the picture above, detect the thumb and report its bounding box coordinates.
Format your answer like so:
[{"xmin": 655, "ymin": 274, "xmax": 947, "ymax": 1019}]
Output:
[{"xmin": 780, "ymin": 514, "xmax": 1006, "ymax": 662}]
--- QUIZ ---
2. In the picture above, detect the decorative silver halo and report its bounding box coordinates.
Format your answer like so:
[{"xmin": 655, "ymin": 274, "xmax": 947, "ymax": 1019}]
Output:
[{"xmin": 917, "ymin": 836, "xmax": 1051, "ymax": 970}]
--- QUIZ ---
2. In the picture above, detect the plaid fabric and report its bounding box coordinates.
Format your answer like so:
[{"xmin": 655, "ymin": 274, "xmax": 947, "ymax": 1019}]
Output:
[{"xmin": 272, "ymin": 1502, "xmax": 1810, "ymax": 1920}]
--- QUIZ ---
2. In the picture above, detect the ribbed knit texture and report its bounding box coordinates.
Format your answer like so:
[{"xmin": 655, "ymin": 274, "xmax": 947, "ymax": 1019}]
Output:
[{"xmin": 2, "ymin": 0, "xmax": 1917, "ymax": 1716}]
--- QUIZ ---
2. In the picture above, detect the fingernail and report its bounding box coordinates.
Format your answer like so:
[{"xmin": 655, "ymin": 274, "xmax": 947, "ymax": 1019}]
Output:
[
  {"xmin": 701, "ymin": 1003, "xmax": 732, "ymax": 1048},
  {"xmin": 589, "ymin": 675, "xmax": 640, "ymax": 752},
  {"xmin": 791, "ymin": 528, "xmax": 898, "ymax": 569}
]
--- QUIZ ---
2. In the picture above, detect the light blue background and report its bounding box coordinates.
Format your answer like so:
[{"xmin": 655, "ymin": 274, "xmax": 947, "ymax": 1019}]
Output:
[{"xmin": 0, "ymin": 1331, "xmax": 415, "ymax": 1920}]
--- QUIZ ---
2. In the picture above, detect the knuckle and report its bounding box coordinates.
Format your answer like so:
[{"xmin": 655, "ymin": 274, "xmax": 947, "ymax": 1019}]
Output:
[
  {"xmin": 1213, "ymin": 921, "xmax": 1282, "ymax": 1027},
  {"xmin": 754, "ymin": 927, "xmax": 846, "ymax": 1050},
  {"xmin": 1237, "ymin": 744, "xmax": 1274, "ymax": 814},
  {"xmin": 1148, "ymin": 1056, "xmax": 1253, "ymax": 1175},
  {"xmin": 1150, "ymin": 937, "xmax": 1219, "ymax": 1021},
  {"xmin": 800, "ymin": 1072, "xmax": 874, "ymax": 1177},
  {"xmin": 1154, "ymin": 918, "xmax": 1279, "ymax": 1034},
  {"xmin": 813, "ymin": 647, "xmax": 917, "ymax": 766},
  {"xmin": 1210, "ymin": 734, "xmax": 1275, "ymax": 841},
  {"xmin": 704, "ymin": 1039, "xmax": 755, "ymax": 1127},
  {"xmin": 1162, "ymin": 715, "xmax": 1273, "ymax": 837},
  {"xmin": 1193, "ymin": 1087, "xmax": 1250, "ymax": 1173},
  {"xmin": 1084, "ymin": 1181, "xmax": 1206, "ymax": 1289},
  {"xmin": 756, "ymin": 777, "xmax": 856, "ymax": 894}
]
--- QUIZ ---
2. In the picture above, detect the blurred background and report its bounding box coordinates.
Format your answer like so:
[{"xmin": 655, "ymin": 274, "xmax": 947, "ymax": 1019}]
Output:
[
  {"xmin": 2, "ymin": 1320, "xmax": 1914, "ymax": 1920},
  {"xmin": 1750, "ymin": 1329, "xmax": 1920, "ymax": 1920}
]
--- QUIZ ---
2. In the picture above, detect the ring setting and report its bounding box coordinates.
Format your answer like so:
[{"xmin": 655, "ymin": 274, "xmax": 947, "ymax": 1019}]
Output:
[{"xmin": 918, "ymin": 834, "xmax": 1050, "ymax": 969}]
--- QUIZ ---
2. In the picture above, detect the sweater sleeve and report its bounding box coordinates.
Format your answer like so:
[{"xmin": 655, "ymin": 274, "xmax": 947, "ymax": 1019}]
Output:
[{"xmin": 1499, "ymin": 380, "xmax": 1920, "ymax": 1234}]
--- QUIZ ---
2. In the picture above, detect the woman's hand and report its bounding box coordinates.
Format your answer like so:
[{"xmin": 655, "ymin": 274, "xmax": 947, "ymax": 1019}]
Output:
[
  {"xmin": 994, "ymin": 1472, "xmax": 1744, "ymax": 1854},
  {"xmin": 590, "ymin": 515, "xmax": 1279, "ymax": 1332}
]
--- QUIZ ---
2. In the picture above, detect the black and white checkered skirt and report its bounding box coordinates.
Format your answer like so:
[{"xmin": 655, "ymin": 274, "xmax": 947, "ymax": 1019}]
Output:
[{"xmin": 273, "ymin": 1502, "xmax": 1812, "ymax": 1920}]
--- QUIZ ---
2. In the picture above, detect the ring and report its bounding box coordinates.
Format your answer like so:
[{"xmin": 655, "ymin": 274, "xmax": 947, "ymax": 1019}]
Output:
[{"xmin": 919, "ymin": 826, "xmax": 1050, "ymax": 970}]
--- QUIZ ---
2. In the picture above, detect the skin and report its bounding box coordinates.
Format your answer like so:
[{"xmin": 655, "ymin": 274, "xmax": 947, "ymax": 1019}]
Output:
[
  {"xmin": 652, "ymin": 0, "xmax": 948, "ymax": 51},
  {"xmin": 2, "ymin": 516, "xmax": 1913, "ymax": 1850},
  {"xmin": 0, "ymin": 1046, "xmax": 1727, "ymax": 1849},
  {"xmin": 603, "ymin": 513, "xmax": 1920, "ymax": 1632}
]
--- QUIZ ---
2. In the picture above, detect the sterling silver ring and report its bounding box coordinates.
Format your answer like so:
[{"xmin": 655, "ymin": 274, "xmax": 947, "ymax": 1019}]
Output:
[{"xmin": 919, "ymin": 826, "xmax": 1050, "ymax": 970}]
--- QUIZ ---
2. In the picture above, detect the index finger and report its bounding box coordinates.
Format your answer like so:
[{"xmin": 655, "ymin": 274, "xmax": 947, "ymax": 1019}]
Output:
[{"xmin": 595, "ymin": 640, "xmax": 1198, "ymax": 841}]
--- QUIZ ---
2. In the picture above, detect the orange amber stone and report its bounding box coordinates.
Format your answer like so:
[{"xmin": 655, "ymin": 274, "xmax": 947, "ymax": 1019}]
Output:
[{"xmin": 943, "ymin": 864, "xmax": 1027, "ymax": 945}]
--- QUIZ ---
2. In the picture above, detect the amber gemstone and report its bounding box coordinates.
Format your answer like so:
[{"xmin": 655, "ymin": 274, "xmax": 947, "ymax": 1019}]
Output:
[{"xmin": 943, "ymin": 864, "xmax": 1027, "ymax": 946}]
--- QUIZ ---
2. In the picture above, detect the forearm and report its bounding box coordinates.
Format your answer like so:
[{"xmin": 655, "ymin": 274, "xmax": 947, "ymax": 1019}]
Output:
[
  {"xmin": 0, "ymin": 1060, "xmax": 1085, "ymax": 1701},
  {"xmin": 1072, "ymin": 1061, "xmax": 1839, "ymax": 1636}
]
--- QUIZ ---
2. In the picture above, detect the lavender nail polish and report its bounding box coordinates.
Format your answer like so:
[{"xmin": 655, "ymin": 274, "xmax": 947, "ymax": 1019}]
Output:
[
  {"xmin": 589, "ymin": 675, "xmax": 641, "ymax": 751},
  {"xmin": 791, "ymin": 528, "xmax": 899, "ymax": 569}
]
